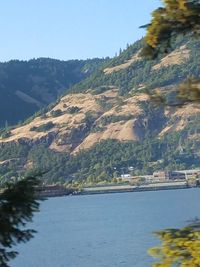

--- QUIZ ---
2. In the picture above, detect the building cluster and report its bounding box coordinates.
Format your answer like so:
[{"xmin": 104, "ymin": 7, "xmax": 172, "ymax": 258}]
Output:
[{"xmin": 121, "ymin": 169, "xmax": 200, "ymax": 184}]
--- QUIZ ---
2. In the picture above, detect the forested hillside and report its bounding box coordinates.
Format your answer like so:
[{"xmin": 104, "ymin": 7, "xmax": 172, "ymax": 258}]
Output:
[
  {"xmin": 71, "ymin": 35, "xmax": 200, "ymax": 95},
  {"xmin": 0, "ymin": 57, "xmax": 109, "ymax": 127},
  {"xmin": 0, "ymin": 35, "xmax": 199, "ymax": 185}
]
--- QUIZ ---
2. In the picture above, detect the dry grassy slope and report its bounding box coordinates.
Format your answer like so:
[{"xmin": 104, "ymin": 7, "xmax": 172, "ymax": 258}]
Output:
[
  {"xmin": 0, "ymin": 45, "xmax": 198, "ymax": 152},
  {"xmin": 103, "ymin": 45, "xmax": 190, "ymax": 75},
  {"xmin": 0, "ymin": 89, "xmax": 148, "ymax": 149},
  {"xmin": 103, "ymin": 50, "xmax": 141, "ymax": 74},
  {"xmin": 0, "ymin": 92, "xmax": 103, "ymax": 143},
  {"xmin": 0, "ymin": 89, "xmax": 126, "ymax": 149},
  {"xmin": 73, "ymin": 93, "xmax": 149, "ymax": 153},
  {"xmin": 159, "ymin": 104, "xmax": 200, "ymax": 136},
  {"xmin": 152, "ymin": 45, "xmax": 190, "ymax": 70},
  {"xmin": 0, "ymin": 86, "xmax": 199, "ymax": 154}
]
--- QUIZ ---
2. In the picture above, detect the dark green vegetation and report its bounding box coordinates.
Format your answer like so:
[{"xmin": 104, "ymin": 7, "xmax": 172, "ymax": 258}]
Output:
[
  {"xmin": 141, "ymin": 0, "xmax": 200, "ymax": 59},
  {"xmin": 67, "ymin": 106, "xmax": 81, "ymax": 114},
  {"xmin": 0, "ymin": 35, "xmax": 199, "ymax": 185},
  {"xmin": 0, "ymin": 57, "xmax": 109, "ymax": 127},
  {"xmin": 30, "ymin": 122, "xmax": 55, "ymax": 132},
  {"xmin": 141, "ymin": 0, "xmax": 200, "ymax": 107},
  {"xmin": 0, "ymin": 129, "xmax": 199, "ymax": 185},
  {"xmin": 2, "ymin": 4, "xmax": 199, "ymax": 267},
  {"xmin": 143, "ymin": 2, "xmax": 200, "ymax": 266},
  {"xmin": 69, "ymin": 35, "xmax": 200, "ymax": 96},
  {"xmin": 0, "ymin": 176, "xmax": 41, "ymax": 267}
]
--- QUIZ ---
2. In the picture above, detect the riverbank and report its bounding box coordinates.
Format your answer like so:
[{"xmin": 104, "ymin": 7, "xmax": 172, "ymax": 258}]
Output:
[
  {"xmin": 80, "ymin": 181, "xmax": 197, "ymax": 195},
  {"xmin": 39, "ymin": 181, "xmax": 198, "ymax": 197},
  {"xmin": 0, "ymin": 180, "xmax": 197, "ymax": 198}
]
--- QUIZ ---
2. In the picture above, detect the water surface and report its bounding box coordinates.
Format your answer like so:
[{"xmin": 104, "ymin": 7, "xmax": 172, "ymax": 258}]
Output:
[{"xmin": 12, "ymin": 188, "xmax": 200, "ymax": 267}]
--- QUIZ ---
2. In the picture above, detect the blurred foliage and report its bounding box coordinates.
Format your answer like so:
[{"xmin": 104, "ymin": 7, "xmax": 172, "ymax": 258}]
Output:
[
  {"xmin": 142, "ymin": 0, "xmax": 200, "ymax": 105},
  {"xmin": 143, "ymin": 1, "xmax": 200, "ymax": 266},
  {"xmin": 69, "ymin": 35, "xmax": 200, "ymax": 98},
  {"xmin": 149, "ymin": 223, "xmax": 200, "ymax": 266},
  {"xmin": 141, "ymin": 0, "xmax": 200, "ymax": 59},
  {"xmin": 0, "ymin": 176, "xmax": 41, "ymax": 267},
  {"xmin": 147, "ymin": 77, "xmax": 200, "ymax": 106}
]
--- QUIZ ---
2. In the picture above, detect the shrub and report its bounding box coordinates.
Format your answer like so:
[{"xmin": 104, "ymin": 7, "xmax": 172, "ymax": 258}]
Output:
[
  {"xmin": 91, "ymin": 86, "xmax": 109, "ymax": 95},
  {"xmin": 30, "ymin": 121, "xmax": 55, "ymax": 132},
  {"xmin": 50, "ymin": 109, "xmax": 63, "ymax": 117},
  {"xmin": 1, "ymin": 130, "xmax": 11, "ymax": 139},
  {"xmin": 67, "ymin": 106, "xmax": 80, "ymax": 114}
]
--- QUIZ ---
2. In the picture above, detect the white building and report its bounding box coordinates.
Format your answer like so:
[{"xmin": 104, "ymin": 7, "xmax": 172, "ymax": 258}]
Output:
[{"xmin": 121, "ymin": 174, "xmax": 131, "ymax": 179}]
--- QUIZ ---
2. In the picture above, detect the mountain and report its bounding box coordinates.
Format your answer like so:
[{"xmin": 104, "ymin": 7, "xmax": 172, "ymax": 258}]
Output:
[
  {"xmin": 0, "ymin": 35, "xmax": 200, "ymax": 185},
  {"xmin": 0, "ymin": 57, "xmax": 109, "ymax": 127}
]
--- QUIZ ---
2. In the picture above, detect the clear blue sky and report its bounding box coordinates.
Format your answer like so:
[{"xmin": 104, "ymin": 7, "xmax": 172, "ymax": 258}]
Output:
[{"xmin": 0, "ymin": 0, "xmax": 161, "ymax": 62}]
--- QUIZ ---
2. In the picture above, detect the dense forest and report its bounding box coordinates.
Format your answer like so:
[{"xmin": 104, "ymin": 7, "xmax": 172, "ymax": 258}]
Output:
[
  {"xmin": 0, "ymin": 128, "xmax": 199, "ymax": 186},
  {"xmin": 0, "ymin": 57, "xmax": 109, "ymax": 127},
  {"xmin": 70, "ymin": 35, "xmax": 200, "ymax": 95}
]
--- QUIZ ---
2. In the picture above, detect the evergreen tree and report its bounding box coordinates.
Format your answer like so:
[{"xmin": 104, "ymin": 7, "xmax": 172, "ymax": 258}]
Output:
[
  {"xmin": 142, "ymin": 0, "xmax": 200, "ymax": 59},
  {"xmin": 144, "ymin": 1, "xmax": 200, "ymax": 265},
  {"xmin": 141, "ymin": 0, "xmax": 200, "ymax": 105},
  {"xmin": 0, "ymin": 176, "xmax": 41, "ymax": 267}
]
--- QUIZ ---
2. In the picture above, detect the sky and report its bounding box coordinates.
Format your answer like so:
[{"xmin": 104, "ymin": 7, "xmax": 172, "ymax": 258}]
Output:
[{"xmin": 0, "ymin": 0, "xmax": 161, "ymax": 62}]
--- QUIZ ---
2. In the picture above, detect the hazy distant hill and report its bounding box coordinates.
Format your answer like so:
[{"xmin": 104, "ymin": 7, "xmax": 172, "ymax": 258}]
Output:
[
  {"xmin": 0, "ymin": 57, "xmax": 109, "ymax": 127},
  {"xmin": 0, "ymin": 35, "xmax": 199, "ymax": 184}
]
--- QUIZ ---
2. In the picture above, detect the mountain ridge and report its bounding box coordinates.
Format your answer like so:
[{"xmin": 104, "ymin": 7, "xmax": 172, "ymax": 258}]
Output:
[
  {"xmin": 0, "ymin": 57, "xmax": 109, "ymax": 127},
  {"xmin": 0, "ymin": 35, "xmax": 199, "ymax": 184}
]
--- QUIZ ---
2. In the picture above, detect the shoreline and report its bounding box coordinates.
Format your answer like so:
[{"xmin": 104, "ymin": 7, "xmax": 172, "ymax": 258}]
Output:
[
  {"xmin": 1, "ymin": 180, "xmax": 198, "ymax": 198},
  {"xmin": 80, "ymin": 183, "xmax": 195, "ymax": 196}
]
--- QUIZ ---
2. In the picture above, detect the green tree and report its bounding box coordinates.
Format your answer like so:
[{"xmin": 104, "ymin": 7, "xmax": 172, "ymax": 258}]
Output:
[
  {"xmin": 143, "ymin": 1, "xmax": 200, "ymax": 266},
  {"xmin": 142, "ymin": 0, "xmax": 200, "ymax": 105},
  {"xmin": 0, "ymin": 176, "xmax": 41, "ymax": 267},
  {"xmin": 142, "ymin": 0, "xmax": 200, "ymax": 59},
  {"xmin": 149, "ymin": 224, "xmax": 200, "ymax": 267}
]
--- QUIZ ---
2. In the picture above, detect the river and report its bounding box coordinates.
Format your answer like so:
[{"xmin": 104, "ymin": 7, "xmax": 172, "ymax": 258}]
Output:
[{"xmin": 12, "ymin": 188, "xmax": 200, "ymax": 267}]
